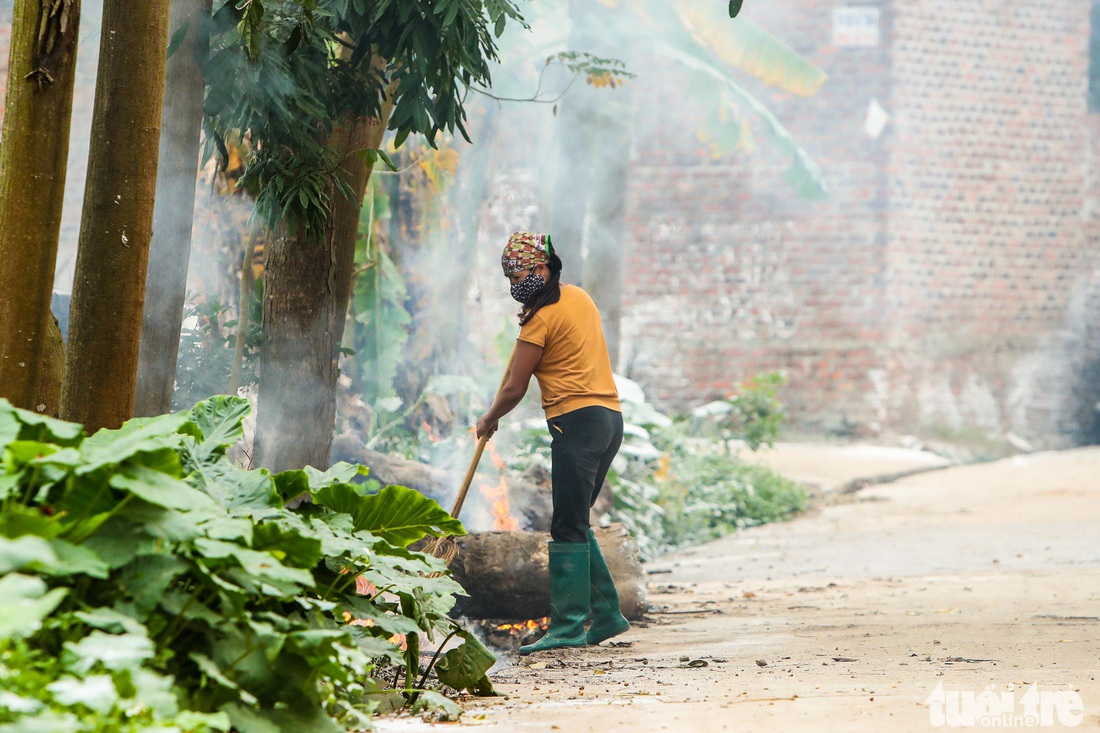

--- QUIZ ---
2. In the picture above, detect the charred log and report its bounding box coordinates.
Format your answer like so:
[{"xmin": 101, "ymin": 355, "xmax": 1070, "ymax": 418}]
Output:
[{"xmin": 448, "ymin": 524, "xmax": 648, "ymax": 621}]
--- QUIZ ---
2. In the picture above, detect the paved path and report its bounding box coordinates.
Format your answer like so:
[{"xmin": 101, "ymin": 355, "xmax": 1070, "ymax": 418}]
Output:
[{"xmin": 379, "ymin": 445, "xmax": 1100, "ymax": 732}]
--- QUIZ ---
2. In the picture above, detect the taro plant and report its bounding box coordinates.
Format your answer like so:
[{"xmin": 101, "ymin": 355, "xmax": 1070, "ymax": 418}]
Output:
[{"xmin": 0, "ymin": 395, "xmax": 496, "ymax": 732}]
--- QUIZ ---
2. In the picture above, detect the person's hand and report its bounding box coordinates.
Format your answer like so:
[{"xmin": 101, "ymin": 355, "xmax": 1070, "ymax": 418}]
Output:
[{"xmin": 475, "ymin": 416, "xmax": 498, "ymax": 440}]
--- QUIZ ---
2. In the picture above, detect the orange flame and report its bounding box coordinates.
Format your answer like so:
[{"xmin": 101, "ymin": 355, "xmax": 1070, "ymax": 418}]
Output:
[
  {"xmin": 477, "ymin": 441, "xmax": 519, "ymax": 530},
  {"xmin": 485, "ymin": 440, "xmax": 508, "ymax": 472},
  {"xmin": 495, "ymin": 617, "xmax": 550, "ymax": 636},
  {"xmin": 479, "ymin": 476, "xmax": 519, "ymax": 531}
]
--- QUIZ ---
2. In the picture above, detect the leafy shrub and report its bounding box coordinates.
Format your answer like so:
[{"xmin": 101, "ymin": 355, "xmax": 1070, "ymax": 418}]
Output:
[
  {"xmin": 0, "ymin": 396, "xmax": 494, "ymax": 732},
  {"xmin": 608, "ymin": 373, "xmax": 806, "ymax": 558}
]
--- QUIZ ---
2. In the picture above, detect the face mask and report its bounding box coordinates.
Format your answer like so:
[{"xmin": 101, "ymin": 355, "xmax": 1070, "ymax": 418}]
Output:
[{"xmin": 510, "ymin": 270, "xmax": 546, "ymax": 304}]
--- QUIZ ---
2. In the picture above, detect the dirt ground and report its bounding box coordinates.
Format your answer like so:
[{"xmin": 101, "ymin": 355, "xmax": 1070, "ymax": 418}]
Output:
[{"xmin": 377, "ymin": 444, "xmax": 1100, "ymax": 732}]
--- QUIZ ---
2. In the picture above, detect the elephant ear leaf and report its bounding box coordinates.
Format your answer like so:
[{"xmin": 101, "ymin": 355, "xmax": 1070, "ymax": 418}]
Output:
[
  {"xmin": 310, "ymin": 484, "xmax": 465, "ymax": 547},
  {"xmin": 435, "ymin": 629, "xmax": 498, "ymax": 696},
  {"xmin": 187, "ymin": 396, "xmax": 252, "ymax": 460},
  {"xmin": 729, "ymin": 0, "xmax": 744, "ymax": 18}
]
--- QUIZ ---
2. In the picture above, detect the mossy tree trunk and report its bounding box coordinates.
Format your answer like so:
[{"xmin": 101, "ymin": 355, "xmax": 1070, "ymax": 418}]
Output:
[
  {"xmin": 61, "ymin": 0, "xmax": 172, "ymax": 431},
  {"xmin": 253, "ymin": 99, "xmax": 395, "ymax": 472},
  {"xmin": 134, "ymin": 0, "xmax": 210, "ymax": 417},
  {"xmin": 0, "ymin": 0, "xmax": 81, "ymax": 410}
]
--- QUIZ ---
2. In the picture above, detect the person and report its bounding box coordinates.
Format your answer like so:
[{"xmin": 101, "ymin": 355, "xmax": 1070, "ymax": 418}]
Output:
[{"xmin": 475, "ymin": 231, "xmax": 631, "ymax": 655}]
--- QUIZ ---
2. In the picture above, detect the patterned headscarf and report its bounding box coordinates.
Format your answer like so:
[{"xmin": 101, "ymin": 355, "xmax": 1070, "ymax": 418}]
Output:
[{"xmin": 501, "ymin": 231, "xmax": 553, "ymax": 275}]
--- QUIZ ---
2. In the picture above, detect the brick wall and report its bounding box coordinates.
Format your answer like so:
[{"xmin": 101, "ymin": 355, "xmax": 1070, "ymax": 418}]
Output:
[
  {"xmin": 883, "ymin": 0, "xmax": 1098, "ymax": 443},
  {"xmin": 614, "ymin": 0, "xmax": 1100, "ymax": 444},
  {"xmin": 620, "ymin": 0, "xmax": 895, "ymax": 433}
]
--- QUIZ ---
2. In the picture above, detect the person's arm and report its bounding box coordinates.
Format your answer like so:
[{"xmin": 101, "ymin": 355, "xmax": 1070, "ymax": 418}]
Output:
[{"xmin": 475, "ymin": 339, "xmax": 544, "ymax": 439}]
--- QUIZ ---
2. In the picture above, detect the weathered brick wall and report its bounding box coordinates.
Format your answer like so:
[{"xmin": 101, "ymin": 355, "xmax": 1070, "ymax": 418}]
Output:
[
  {"xmin": 617, "ymin": 0, "xmax": 1100, "ymax": 444},
  {"xmin": 621, "ymin": 0, "xmax": 895, "ymax": 433},
  {"xmin": 883, "ymin": 0, "xmax": 1098, "ymax": 443}
]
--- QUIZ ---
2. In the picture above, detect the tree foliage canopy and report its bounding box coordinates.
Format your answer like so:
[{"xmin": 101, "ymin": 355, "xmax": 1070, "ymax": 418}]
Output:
[{"xmin": 201, "ymin": 0, "xmax": 526, "ymax": 233}]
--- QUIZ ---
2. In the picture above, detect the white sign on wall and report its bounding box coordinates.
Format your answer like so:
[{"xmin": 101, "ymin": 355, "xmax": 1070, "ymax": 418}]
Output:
[{"xmin": 833, "ymin": 6, "xmax": 880, "ymax": 48}]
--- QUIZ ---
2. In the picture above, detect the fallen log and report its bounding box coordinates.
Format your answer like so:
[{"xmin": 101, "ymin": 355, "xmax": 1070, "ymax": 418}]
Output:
[{"xmin": 448, "ymin": 523, "xmax": 648, "ymax": 621}]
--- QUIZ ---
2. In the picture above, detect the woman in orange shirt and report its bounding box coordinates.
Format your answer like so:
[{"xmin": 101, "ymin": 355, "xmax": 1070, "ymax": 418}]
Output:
[{"xmin": 476, "ymin": 231, "xmax": 630, "ymax": 655}]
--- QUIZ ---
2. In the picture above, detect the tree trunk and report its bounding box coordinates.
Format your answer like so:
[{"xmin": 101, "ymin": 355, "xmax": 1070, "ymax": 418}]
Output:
[
  {"xmin": 252, "ymin": 220, "xmax": 338, "ymax": 471},
  {"xmin": 61, "ymin": 0, "xmax": 172, "ymax": 431},
  {"xmin": 253, "ymin": 92, "xmax": 394, "ymax": 473},
  {"xmin": 134, "ymin": 0, "xmax": 210, "ymax": 417},
  {"xmin": 448, "ymin": 524, "xmax": 648, "ymax": 620},
  {"xmin": 0, "ymin": 0, "xmax": 81, "ymax": 410}
]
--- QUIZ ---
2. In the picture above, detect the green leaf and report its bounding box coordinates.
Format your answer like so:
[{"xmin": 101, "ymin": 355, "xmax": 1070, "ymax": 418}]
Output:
[
  {"xmin": 0, "ymin": 399, "xmax": 84, "ymax": 448},
  {"xmin": 0, "ymin": 535, "xmax": 58, "ymax": 574},
  {"xmin": 672, "ymin": 1, "xmax": 826, "ymax": 96},
  {"xmin": 47, "ymin": 538, "xmax": 110, "ymax": 579},
  {"xmin": 311, "ymin": 484, "xmax": 464, "ymax": 547},
  {"xmin": 78, "ymin": 412, "xmax": 194, "ymax": 472},
  {"xmin": 117, "ymin": 554, "xmax": 190, "ymax": 613},
  {"xmin": 411, "ymin": 689, "xmax": 461, "ymax": 721},
  {"xmin": 109, "ymin": 464, "xmax": 219, "ymax": 511},
  {"xmin": 193, "ymin": 538, "xmax": 314, "ymax": 591},
  {"xmin": 73, "ymin": 608, "xmax": 147, "ymax": 635},
  {"xmin": 62, "ymin": 631, "xmax": 155, "ymax": 674},
  {"xmin": 303, "ymin": 462, "xmax": 367, "ymax": 489},
  {"xmin": 729, "ymin": 0, "xmax": 743, "ymax": 17},
  {"xmin": 0, "ymin": 711, "xmax": 82, "ymax": 733},
  {"xmin": 0, "ymin": 574, "xmax": 67, "ymax": 638},
  {"xmin": 46, "ymin": 675, "xmax": 118, "ymax": 714},
  {"xmin": 251, "ymin": 519, "xmax": 324, "ymax": 568},
  {"xmin": 273, "ymin": 469, "xmax": 311, "ymax": 505},
  {"xmin": 166, "ymin": 17, "xmax": 192, "ymax": 59},
  {"xmin": 434, "ymin": 629, "xmax": 499, "ymax": 696},
  {"xmin": 664, "ymin": 43, "xmax": 829, "ymax": 198},
  {"xmin": 188, "ymin": 395, "xmax": 252, "ymax": 460}
]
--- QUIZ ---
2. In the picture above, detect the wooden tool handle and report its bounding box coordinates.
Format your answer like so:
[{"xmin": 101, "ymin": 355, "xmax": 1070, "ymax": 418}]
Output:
[
  {"xmin": 449, "ymin": 346, "xmax": 518, "ymax": 520},
  {"xmin": 449, "ymin": 433, "xmax": 489, "ymax": 518}
]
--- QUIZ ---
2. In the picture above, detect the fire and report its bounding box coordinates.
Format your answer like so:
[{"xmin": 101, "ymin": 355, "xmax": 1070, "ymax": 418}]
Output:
[
  {"xmin": 495, "ymin": 617, "xmax": 550, "ymax": 636},
  {"xmin": 485, "ymin": 440, "xmax": 508, "ymax": 472},
  {"xmin": 479, "ymin": 476, "xmax": 519, "ymax": 531},
  {"xmin": 478, "ymin": 441, "xmax": 519, "ymax": 530}
]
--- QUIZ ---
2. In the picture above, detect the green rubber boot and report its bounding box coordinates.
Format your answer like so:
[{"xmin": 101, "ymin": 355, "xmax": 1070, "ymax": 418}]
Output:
[
  {"xmin": 586, "ymin": 529, "xmax": 630, "ymax": 646},
  {"xmin": 519, "ymin": 542, "xmax": 590, "ymax": 655}
]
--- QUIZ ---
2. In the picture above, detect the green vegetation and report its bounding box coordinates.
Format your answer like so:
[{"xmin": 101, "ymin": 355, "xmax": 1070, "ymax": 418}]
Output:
[
  {"xmin": 0, "ymin": 396, "xmax": 494, "ymax": 732},
  {"xmin": 609, "ymin": 373, "xmax": 807, "ymax": 559}
]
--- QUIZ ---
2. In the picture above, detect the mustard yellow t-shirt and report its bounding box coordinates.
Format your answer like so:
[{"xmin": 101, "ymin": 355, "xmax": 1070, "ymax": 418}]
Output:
[{"xmin": 517, "ymin": 284, "xmax": 621, "ymax": 419}]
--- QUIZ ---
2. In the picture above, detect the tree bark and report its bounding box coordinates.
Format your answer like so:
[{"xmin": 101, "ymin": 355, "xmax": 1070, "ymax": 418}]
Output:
[
  {"xmin": 253, "ymin": 91, "xmax": 395, "ymax": 472},
  {"xmin": 448, "ymin": 524, "xmax": 648, "ymax": 620},
  {"xmin": 61, "ymin": 0, "xmax": 172, "ymax": 431},
  {"xmin": 0, "ymin": 0, "xmax": 81, "ymax": 410},
  {"xmin": 134, "ymin": 0, "xmax": 210, "ymax": 417}
]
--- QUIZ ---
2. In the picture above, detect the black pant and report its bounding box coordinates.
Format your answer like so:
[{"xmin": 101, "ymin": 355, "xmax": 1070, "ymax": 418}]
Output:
[{"xmin": 547, "ymin": 406, "xmax": 624, "ymax": 543}]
